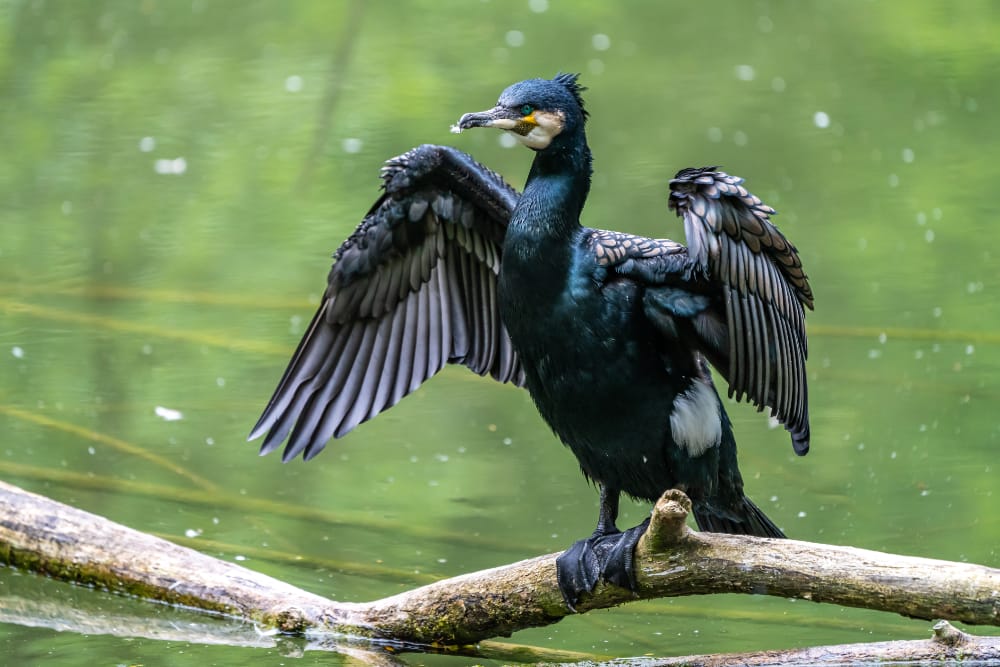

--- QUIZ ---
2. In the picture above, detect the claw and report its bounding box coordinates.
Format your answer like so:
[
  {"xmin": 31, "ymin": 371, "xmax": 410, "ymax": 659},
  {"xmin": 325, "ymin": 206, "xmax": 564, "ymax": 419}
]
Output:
[
  {"xmin": 555, "ymin": 535, "xmax": 604, "ymax": 609},
  {"xmin": 554, "ymin": 518, "xmax": 649, "ymax": 610},
  {"xmin": 601, "ymin": 519, "xmax": 649, "ymax": 590}
]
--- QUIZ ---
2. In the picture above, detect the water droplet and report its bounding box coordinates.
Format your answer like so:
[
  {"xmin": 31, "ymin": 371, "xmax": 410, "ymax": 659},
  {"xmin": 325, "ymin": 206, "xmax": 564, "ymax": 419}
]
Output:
[
  {"xmin": 154, "ymin": 157, "xmax": 187, "ymax": 175},
  {"xmin": 505, "ymin": 30, "xmax": 525, "ymax": 47},
  {"xmin": 342, "ymin": 137, "xmax": 363, "ymax": 154},
  {"xmin": 813, "ymin": 111, "xmax": 830, "ymax": 129},
  {"xmin": 11, "ymin": 346, "xmax": 24, "ymax": 359},
  {"xmin": 735, "ymin": 64, "xmax": 755, "ymax": 81},
  {"xmin": 154, "ymin": 405, "xmax": 183, "ymax": 421},
  {"xmin": 285, "ymin": 75, "xmax": 303, "ymax": 93},
  {"xmin": 591, "ymin": 33, "xmax": 611, "ymax": 51},
  {"xmin": 139, "ymin": 136, "xmax": 156, "ymax": 152},
  {"xmin": 902, "ymin": 147, "xmax": 914, "ymax": 163},
  {"xmin": 528, "ymin": 0, "xmax": 548, "ymax": 11}
]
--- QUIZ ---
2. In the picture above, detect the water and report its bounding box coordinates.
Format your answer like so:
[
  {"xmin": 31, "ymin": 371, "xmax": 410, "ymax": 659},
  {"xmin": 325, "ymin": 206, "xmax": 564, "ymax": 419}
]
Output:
[{"xmin": 2, "ymin": 1, "xmax": 999, "ymax": 663}]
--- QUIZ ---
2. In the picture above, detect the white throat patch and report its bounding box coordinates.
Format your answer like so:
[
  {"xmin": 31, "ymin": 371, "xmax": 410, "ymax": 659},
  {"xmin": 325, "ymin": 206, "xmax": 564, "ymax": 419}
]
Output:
[
  {"xmin": 513, "ymin": 110, "xmax": 565, "ymax": 150},
  {"xmin": 670, "ymin": 378, "xmax": 722, "ymax": 457}
]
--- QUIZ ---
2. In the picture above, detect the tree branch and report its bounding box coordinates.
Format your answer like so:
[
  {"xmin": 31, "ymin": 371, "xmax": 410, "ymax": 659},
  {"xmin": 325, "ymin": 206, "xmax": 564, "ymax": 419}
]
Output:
[{"xmin": 1, "ymin": 480, "xmax": 998, "ymax": 657}]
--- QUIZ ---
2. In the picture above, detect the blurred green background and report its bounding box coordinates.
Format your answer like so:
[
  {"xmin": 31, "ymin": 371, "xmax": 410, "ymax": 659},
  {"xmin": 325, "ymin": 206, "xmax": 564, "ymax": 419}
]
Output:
[{"xmin": 1, "ymin": 0, "xmax": 999, "ymax": 664}]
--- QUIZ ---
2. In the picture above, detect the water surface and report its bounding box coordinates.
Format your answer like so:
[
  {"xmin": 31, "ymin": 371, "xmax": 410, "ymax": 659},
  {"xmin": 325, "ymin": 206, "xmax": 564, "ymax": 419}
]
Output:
[{"xmin": 1, "ymin": 1, "xmax": 999, "ymax": 664}]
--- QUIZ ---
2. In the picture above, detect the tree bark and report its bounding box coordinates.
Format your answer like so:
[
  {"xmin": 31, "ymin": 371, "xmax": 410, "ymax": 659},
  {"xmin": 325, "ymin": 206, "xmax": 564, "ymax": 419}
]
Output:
[{"xmin": 1, "ymin": 480, "xmax": 998, "ymax": 658}]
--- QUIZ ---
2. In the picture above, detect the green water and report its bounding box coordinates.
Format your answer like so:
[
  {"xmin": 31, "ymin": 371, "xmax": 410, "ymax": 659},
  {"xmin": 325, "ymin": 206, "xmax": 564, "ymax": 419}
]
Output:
[{"xmin": 2, "ymin": 1, "xmax": 999, "ymax": 664}]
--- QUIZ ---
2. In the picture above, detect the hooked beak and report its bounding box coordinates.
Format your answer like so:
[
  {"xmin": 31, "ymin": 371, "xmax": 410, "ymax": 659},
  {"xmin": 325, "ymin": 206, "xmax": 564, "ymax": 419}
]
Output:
[{"xmin": 451, "ymin": 106, "xmax": 526, "ymax": 134}]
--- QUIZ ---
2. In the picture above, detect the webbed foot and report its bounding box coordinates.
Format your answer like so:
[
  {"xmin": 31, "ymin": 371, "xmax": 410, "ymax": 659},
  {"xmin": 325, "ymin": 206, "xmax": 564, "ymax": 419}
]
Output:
[{"xmin": 555, "ymin": 518, "xmax": 650, "ymax": 610}]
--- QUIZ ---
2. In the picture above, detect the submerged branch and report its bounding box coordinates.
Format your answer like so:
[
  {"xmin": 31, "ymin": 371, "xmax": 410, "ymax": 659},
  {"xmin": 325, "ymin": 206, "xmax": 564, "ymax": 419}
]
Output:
[
  {"xmin": 1, "ymin": 481, "xmax": 998, "ymax": 657},
  {"xmin": 567, "ymin": 621, "xmax": 1000, "ymax": 667}
]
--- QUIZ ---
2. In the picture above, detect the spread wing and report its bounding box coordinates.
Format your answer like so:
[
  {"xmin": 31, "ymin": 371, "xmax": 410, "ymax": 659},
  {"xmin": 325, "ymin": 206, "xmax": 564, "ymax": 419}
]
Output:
[
  {"xmin": 668, "ymin": 167, "xmax": 813, "ymax": 454},
  {"xmin": 249, "ymin": 144, "xmax": 525, "ymax": 462}
]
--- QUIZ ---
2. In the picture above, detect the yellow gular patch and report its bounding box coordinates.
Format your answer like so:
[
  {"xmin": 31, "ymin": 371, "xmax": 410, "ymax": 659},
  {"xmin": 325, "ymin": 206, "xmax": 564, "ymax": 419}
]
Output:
[{"xmin": 513, "ymin": 110, "xmax": 566, "ymax": 149}]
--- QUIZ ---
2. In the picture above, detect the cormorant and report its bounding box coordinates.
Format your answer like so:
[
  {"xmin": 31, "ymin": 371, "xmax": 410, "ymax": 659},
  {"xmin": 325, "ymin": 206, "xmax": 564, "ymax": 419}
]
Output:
[{"xmin": 249, "ymin": 73, "xmax": 813, "ymax": 608}]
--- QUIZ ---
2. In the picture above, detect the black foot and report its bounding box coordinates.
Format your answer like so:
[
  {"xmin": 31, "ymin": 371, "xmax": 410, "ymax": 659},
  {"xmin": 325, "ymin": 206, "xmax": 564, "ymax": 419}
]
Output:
[{"xmin": 555, "ymin": 518, "xmax": 650, "ymax": 610}]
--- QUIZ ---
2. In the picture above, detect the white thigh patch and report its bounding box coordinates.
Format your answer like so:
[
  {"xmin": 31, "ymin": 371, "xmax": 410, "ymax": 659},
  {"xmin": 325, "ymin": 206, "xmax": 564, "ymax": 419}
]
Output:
[{"xmin": 670, "ymin": 379, "xmax": 722, "ymax": 457}]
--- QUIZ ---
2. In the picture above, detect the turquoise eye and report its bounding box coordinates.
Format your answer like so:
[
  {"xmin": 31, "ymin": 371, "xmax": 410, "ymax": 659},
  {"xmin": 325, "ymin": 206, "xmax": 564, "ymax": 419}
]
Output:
[{"xmin": 520, "ymin": 104, "xmax": 534, "ymax": 116}]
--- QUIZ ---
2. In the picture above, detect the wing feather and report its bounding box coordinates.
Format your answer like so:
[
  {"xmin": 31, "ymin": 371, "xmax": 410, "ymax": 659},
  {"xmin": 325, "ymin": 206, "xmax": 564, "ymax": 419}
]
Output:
[
  {"xmin": 409, "ymin": 277, "xmax": 431, "ymax": 393},
  {"xmin": 669, "ymin": 167, "xmax": 813, "ymax": 454},
  {"xmin": 284, "ymin": 321, "xmax": 367, "ymax": 460},
  {"xmin": 393, "ymin": 292, "xmax": 419, "ymax": 405},
  {"xmin": 444, "ymin": 247, "xmax": 469, "ymax": 359},
  {"xmin": 426, "ymin": 264, "xmax": 444, "ymax": 377},
  {"xmin": 481, "ymin": 261, "xmax": 496, "ymax": 371},
  {"xmin": 370, "ymin": 304, "xmax": 405, "ymax": 419},
  {"xmin": 338, "ymin": 315, "xmax": 393, "ymax": 439},
  {"xmin": 250, "ymin": 145, "xmax": 525, "ymax": 461}
]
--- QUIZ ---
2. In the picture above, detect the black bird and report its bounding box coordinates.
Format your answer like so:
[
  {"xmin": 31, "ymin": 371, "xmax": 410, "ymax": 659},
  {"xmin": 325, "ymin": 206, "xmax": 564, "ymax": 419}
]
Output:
[{"xmin": 249, "ymin": 74, "xmax": 813, "ymax": 608}]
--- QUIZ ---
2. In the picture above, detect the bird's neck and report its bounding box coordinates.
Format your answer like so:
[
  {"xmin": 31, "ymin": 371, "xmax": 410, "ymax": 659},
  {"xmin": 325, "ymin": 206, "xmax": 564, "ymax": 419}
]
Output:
[{"xmin": 514, "ymin": 130, "xmax": 593, "ymax": 240}]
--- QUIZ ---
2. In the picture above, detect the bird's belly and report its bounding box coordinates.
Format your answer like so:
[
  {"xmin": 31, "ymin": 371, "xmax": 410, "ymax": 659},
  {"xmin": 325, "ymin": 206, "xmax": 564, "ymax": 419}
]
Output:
[{"xmin": 500, "ymin": 279, "xmax": 692, "ymax": 500}]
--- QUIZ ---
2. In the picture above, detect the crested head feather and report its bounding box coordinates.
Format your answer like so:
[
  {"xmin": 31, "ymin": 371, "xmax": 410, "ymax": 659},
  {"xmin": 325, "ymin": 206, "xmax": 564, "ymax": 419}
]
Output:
[{"xmin": 552, "ymin": 72, "xmax": 588, "ymax": 121}]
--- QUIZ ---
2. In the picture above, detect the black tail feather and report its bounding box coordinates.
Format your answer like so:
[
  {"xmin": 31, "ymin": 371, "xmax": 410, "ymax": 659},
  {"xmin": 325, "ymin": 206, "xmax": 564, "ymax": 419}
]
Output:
[{"xmin": 693, "ymin": 496, "xmax": 785, "ymax": 539}]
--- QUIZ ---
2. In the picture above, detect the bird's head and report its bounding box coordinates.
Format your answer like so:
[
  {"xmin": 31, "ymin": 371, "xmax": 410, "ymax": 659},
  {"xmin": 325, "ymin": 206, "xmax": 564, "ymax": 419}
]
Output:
[{"xmin": 452, "ymin": 73, "xmax": 588, "ymax": 151}]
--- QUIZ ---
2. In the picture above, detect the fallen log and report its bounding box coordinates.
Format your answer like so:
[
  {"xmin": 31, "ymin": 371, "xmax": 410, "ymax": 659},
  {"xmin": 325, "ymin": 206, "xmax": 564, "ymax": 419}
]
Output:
[{"xmin": 1, "ymin": 480, "xmax": 998, "ymax": 660}]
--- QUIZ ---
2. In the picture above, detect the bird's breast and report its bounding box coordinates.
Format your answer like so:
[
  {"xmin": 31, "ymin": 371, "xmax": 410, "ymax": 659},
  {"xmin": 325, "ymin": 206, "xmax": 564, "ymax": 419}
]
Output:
[{"xmin": 497, "ymin": 245, "xmax": 724, "ymax": 500}]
